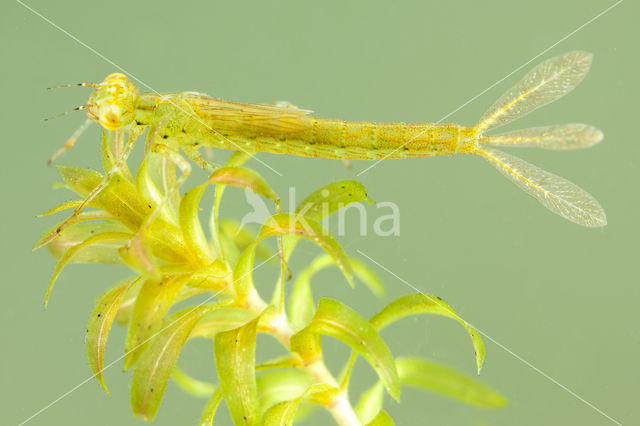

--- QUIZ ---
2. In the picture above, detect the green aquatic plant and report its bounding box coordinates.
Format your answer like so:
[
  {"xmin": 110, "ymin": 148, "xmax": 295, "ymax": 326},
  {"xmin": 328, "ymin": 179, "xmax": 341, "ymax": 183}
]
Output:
[{"xmin": 37, "ymin": 130, "xmax": 506, "ymax": 425}]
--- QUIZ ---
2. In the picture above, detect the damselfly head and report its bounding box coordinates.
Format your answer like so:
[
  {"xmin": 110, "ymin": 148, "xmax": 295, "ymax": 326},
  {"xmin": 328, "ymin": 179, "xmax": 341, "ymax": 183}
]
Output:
[{"xmin": 86, "ymin": 73, "xmax": 138, "ymax": 131}]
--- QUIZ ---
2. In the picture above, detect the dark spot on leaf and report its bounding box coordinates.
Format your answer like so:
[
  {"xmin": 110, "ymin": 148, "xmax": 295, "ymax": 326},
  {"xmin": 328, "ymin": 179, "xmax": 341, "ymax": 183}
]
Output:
[
  {"xmin": 162, "ymin": 135, "xmax": 168, "ymax": 139},
  {"xmin": 150, "ymin": 388, "xmax": 154, "ymax": 392},
  {"xmin": 97, "ymin": 313, "xmax": 101, "ymax": 317}
]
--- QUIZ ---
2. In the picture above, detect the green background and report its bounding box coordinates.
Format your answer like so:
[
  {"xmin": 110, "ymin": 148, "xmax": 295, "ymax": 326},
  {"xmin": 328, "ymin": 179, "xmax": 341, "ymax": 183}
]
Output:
[{"xmin": 1, "ymin": 0, "xmax": 638, "ymax": 425}]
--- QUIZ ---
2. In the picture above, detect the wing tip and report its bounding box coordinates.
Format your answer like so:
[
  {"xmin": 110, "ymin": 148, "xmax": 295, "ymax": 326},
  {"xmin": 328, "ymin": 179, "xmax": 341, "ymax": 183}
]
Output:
[
  {"xmin": 581, "ymin": 211, "xmax": 607, "ymax": 228},
  {"xmin": 563, "ymin": 50, "xmax": 593, "ymax": 66}
]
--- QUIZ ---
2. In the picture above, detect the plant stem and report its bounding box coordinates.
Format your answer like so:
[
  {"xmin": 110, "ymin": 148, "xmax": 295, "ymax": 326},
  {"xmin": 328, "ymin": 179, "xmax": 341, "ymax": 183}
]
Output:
[{"xmin": 243, "ymin": 289, "xmax": 362, "ymax": 426}]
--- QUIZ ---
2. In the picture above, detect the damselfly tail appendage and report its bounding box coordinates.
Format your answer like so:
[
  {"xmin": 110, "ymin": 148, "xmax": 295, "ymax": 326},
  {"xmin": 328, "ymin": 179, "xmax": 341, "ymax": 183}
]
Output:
[{"xmin": 473, "ymin": 51, "xmax": 606, "ymax": 227}]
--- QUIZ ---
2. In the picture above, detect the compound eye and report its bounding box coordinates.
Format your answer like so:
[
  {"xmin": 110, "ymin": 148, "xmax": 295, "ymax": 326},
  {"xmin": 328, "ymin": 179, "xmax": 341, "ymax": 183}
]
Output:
[{"xmin": 98, "ymin": 104, "xmax": 122, "ymax": 130}]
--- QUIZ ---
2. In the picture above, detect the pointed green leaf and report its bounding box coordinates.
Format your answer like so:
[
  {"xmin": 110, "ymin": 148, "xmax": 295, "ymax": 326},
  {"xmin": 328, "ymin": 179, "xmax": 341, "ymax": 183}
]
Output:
[
  {"xmin": 370, "ymin": 294, "xmax": 485, "ymax": 373},
  {"xmin": 57, "ymin": 165, "xmax": 103, "ymax": 197},
  {"xmin": 190, "ymin": 307, "xmax": 255, "ymax": 339},
  {"xmin": 255, "ymin": 355, "xmax": 301, "ymax": 372},
  {"xmin": 184, "ymin": 260, "xmax": 233, "ymax": 291},
  {"xmin": 46, "ymin": 221, "xmax": 129, "ymax": 264},
  {"xmin": 261, "ymin": 384, "xmax": 339, "ymax": 426},
  {"xmin": 115, "ymin": 279, "xmax": 142, "ymax": 325},
  {"xmin": 208, "ymin": 166, "xmax": 279, "ymax": 202},
  {"xmin": 234, "ymin": 214, "xmax": 353, "ymax": 303},
  {"xmin": 118, "ymin": 232, "xmax": 161, "ymax": 280},
  {"xmin": 366, "ymin": 410, "xmax": 394, "ymax": 426},
  {"xmin": 58, "ymin": 166, "xmax": 149, "ymax": 232},
  {"xmin": 257, "ymin": 368, "xmax": 313, "ymax": 414},
  {"xmin": 86, "ymin": 278, "xmax": 140, "ymax": 391},
  {"xmin": 209, "ymin": 166, "xmax": 279, "ymax": 261},
  {"xmin": 355, "ymin": 381, "xmax": 385, "ymax": 424},
  {"xmin": 38, "ymin": 200, "xmax": 100, "ymax": 217},
  {"xmin": 283, "ymin": 180, "xmax": 373, "ymax": 262},
  {"xmin": 226, "ymin": 150, "xmax": 252, "ymax": 167},
  {"xmin": 135, "ymin": 154, "xmax": 179, "ymax": 227},
  {"xmin": 288, "ymin": 255, "xmax": 333, "ymax": 331},
  {"xmin": 261, "ymin": 399, "xmax": 300, "ymax": 426},
  {"xmin": 199, "ymin": 388, "xmax": 223, "ymax": 426},
  {"xmin": 290, "ymin": 298, "xmax": 400, "ymax": 401},
  {"xmin": 179, "ymin": 184, "xmax": 214, "ymax": 264},
  {"xmin": 124, "ymin": 275, "xmax": 191, "ymax": 369},
  {"xmin": 131, "ymin": 305, "xmax": 212, "ymax": 420},
  {"xmin": 45, "ymin": 231, "xmax": 131, "ymax": 306},
  {"xmin": 350, "ymin": 257, "xmax": 386, "ymax": 299},
  {"xmin": 397, "ymin": 357, "xmax": 506, "ymax": 408},
  {"xmin": 219, "ymin": 219, "xmax": 275, "ymax": 264},
  {"xmin": 214, "ymin": 314, "xmax": 262, "ymax": 426},
  {"xmin": 172, "ymin": 366, "xmax": 216, "ymax": 398},
  {"xmin": 296, "ymin": 180, "xmax": 374, "ymax": 222},
  {"xmin": 288, "ymin": 254, "xmax": 385, "ymax": 331}
]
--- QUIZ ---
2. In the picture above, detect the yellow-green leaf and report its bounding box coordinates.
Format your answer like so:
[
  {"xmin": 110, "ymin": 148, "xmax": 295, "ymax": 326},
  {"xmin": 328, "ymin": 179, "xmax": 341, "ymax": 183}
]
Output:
[
  {"xmin": 124, "ymin": 275, "xmax": 191, "ymax": 369},
  {"xmin": 261, "ymin": 384, "xmax": 338, "ymax": 426},
  {"xmin": 257, "ymin": 368, "xmax": 313, "ymax": 414},
  {"xmin": 209, "ymin": 166, "xmax": 279, "ymax": 261},
  {"xmin": 184, "ymin": 260, "xmax": 233, "ymax": 292},
  {"xmin": 287, "ymin": 255, "xmax": 333, "ymax": 331},
  {"xmin": 208, "ymin": 166, "xmax": 279, "ymax": 202},
  {"xmin": 370, "ymin": 294, "xmax": 485, "ymax": 373},
  {"xmin": 199, "ymin": 388, "xmax": 223, "ymax": 426},
  {"xmin": 234, "ymin": 214, "xmax": 353, "ymax": 303},
  {"xmin": 355, "ymin": 381, "xmax": 385, "ymax": 424},
  {"xmin": 350, "ymin": 257, "xmax": 386, "ymax": 299},
  {"xmin": 366, "ymin": 409, "xmax": 394, "ymax": 426},
  {"xmin": 46, "ymin": 221, "xmax": 129, "ymax": 264},
  {"xmin": 45, "ymin": 231, "xmax": 131, "ymax": 306},
  {"xmin": 295, "ymin": 180, "xmax": 374, "ymax": 222},
  {"xmin": 290, "ymin": 298, "xmax": 400, "ymax": 401},
  {"xmin": 131, "ymin": 305, "xmax": 212, "ymax": 420},
  {"xmin": 288, "ymin": 255, "xmax": 385, "ymax": 331},
  {"xmin": 179, "ymin": 184, "xmax": 214, "ymax": 265},
  {"xmin": 135, "ymin": 154, "xmax": 179, "ymax": 227},
  {"xmin": 255, "ymin": 355, "xmax": 301, "ymax": 372},
  {"xmin": 86, "ymin": 278, "xmax": 140, "ymax": 392},
  {"xmin": 261, "ymin": 399, "xmax": 300, "ymax": 426},
  {"xmin": 397, "ymin": 357, "xmax": 506, "ymax": 408},
  {"xmin": 57, "ymin": 165, "xmax": 103, "ymax": 197},
  {"xmin": 214, "ymin": 314, "xmax": 262, "ymax": 426},
  {"xmin": 38, "ymin": 200, "xmax": 98, "ymax": 218},
  {"xmin": 190, "ymin": 307, "xmax": 255, "ymax": 339},
  {"xmin": 115, "ymin": 279, "xmax": 142, "ymax": 325},
  {"xmin": 219, "ymin": 219, "xmax": 274, "ymax": 265},
  {"xmin": 172, "ymin": 366, "xmax": 216, "ymax": 398},
  {"xmin": 283, "ymin": 180, "xmax": 373, "ymax": 263}
]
